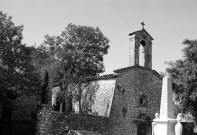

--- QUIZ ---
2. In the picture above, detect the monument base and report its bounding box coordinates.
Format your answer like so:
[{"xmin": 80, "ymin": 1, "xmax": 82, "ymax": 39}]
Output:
[{"xmin": 153, "ymin": 118, "xmax": 176, "ymax": 135}]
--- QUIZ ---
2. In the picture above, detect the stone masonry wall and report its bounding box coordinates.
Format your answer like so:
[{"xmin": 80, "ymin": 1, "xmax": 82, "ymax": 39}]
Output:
[
  {"xmin": 110, "ymin": 66, "xmax": 162, "ymax": 135},
  {"xmin": 50, "ymin": 113, "xmax": 109, "ymax": 135},
  {"xmin": 36, "ymin": 104, "xmax": 109, "ymax": 135},
  {"xmin": 36, "ymin": 104, "xmax": 53, "ymax": 135}
]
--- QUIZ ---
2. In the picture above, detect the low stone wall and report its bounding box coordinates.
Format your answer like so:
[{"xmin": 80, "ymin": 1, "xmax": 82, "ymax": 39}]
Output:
[
  {"xmin": 36, "ymin": 104, "xmax": 53, "ymax": 135},
  {"xmin": 50, "ymin": 113, "xmax": 109, "ymax": 135},
  {"xmin": 36, "ymin": 104, "xmax": 109, "ymax": 135}
]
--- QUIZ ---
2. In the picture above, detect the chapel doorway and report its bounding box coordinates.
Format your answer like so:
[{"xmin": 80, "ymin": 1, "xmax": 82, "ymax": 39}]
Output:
[
  {"xmin": 137, "ymin": 123, "xmax": 152, "ymax": 135},
  {"xmin": 137, "ymin": 123, "xmax": 146, "ymax": 135}
]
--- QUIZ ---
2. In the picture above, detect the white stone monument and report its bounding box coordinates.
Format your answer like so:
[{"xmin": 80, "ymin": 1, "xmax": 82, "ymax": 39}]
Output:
[
  {"xmin": 153, "ymin": 75, "xmax": 177, "ymax": 135},
  {"xmin": 175, "ymin": 113, "xmax": 183, "ymax": 135}
]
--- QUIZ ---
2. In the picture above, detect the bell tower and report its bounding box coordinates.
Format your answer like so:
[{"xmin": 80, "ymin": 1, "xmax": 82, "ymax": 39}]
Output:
[{"xmin": 129, "ymin": 22, "xmax": 153, "ymax": 69}]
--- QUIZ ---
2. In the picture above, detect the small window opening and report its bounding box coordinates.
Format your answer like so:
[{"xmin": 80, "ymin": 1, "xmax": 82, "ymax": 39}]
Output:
[
  {"xmin": 140, "ymin": 40, "xmax": 146, "ymax": 47},
  {"xmin": 139, "ymin": 40, "xmax": 146, "ymax": 66},
  {"xmin": 139, "ymin": 94, "xmax": 147, "ymax": 106}
]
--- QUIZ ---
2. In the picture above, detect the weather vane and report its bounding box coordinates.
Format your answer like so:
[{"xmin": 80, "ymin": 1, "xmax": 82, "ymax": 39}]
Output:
[{"xmin": 141, "ymin": 22, "xmax": 145, "ymax": 29}]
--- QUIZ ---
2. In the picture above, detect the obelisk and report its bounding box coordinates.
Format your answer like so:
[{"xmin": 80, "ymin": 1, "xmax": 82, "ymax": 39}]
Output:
[{"xmin": 153, "ymin": 75, "xmax": 176, "ymax": 135}]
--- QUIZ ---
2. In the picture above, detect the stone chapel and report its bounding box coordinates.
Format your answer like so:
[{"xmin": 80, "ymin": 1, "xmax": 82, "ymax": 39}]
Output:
[
  {"xmin": 107, "ymin": 27, "xmax": 162, "ymax": 135},
  {"xmin": 91, "ymin": 27, "xmax": 162, "ymax": 135},
  {"xmin": 51, "ymin": 27, "xmax": 163, "ymax": 135}
]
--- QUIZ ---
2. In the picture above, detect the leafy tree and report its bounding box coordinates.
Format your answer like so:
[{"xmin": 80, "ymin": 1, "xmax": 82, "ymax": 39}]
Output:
[
  {"xmin": 41, "ymin": 23, "xmax": 110, "ymax": 114},
  {"xmin": 0, "ymin": 11, "xmax": 41, "ymax": 98},
  {"xmin": 80, "ymin": 81, "xmax": 99, "ymax": 114},
  {"xmin": 70, "ymin": 81, "xmax": 99, "ymax": 114},
  {"xmin": 166, "ymin": 39, "xmax": 197, "ymax": 119}
]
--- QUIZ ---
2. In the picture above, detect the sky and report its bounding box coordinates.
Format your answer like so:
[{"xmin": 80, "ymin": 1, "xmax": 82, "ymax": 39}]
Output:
[{"xmin": 0, "ymin": 0, "xmax": 197, "ymax": 74}]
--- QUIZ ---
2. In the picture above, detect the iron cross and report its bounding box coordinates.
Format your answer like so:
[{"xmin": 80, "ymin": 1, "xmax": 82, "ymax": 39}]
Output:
[{"xmin": 141, "ymin": 22, "xmax": 145, "ymax": 29}]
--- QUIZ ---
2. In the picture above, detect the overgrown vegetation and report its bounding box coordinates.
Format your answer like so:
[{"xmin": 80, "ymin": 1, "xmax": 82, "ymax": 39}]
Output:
[
  {"xmin": 166, "ymin": 39, "xmax": 197, "ymax": 120},
  {"xmin": 0, "ymin": 11, "xmax": 43, "ymax": 121},
  {"xmin": 39, "ymin": 23, "xmax": 110, "ymax": 114},
  {"xmin": 0, "ymin": 11, "xmax": 41, "ymax": 99},
  {"xmin": 0, "ymin": 10, "xmax": 110, "ymax": 116}
]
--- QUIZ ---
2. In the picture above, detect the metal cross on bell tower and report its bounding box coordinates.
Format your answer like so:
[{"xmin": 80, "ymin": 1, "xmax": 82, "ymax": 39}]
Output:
[{"xmin": 141, "ymin": 22, "xmax": 145, "ymax": 29}]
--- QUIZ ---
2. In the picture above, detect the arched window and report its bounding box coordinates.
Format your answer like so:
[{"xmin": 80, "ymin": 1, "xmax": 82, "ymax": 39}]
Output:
[
  {"xmin": 138, "ymin": 93, "xmax": 148, "ymax": 107},
  {"xmin": 139, "ymin": 40, "xmax": 146, "ymax": 66}
]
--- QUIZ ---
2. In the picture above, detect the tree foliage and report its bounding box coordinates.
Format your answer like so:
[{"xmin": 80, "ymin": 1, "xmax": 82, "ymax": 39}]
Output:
[
  {"xmin": 0, "ymin": 11, "xmax": 41, "ymax": 99},
  {"xmin": 166, "ymin": 39, "xmax": 197, "ymax": 118},
  {"xmin": 41, "ymin": 23, "xmax": 110, "ymax": 114}
]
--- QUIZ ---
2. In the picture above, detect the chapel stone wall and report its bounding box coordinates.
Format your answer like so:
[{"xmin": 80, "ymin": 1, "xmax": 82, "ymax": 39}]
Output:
[{"xmin": 109, "ymin": 66, "xmax": 162, "ymax": 135}]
